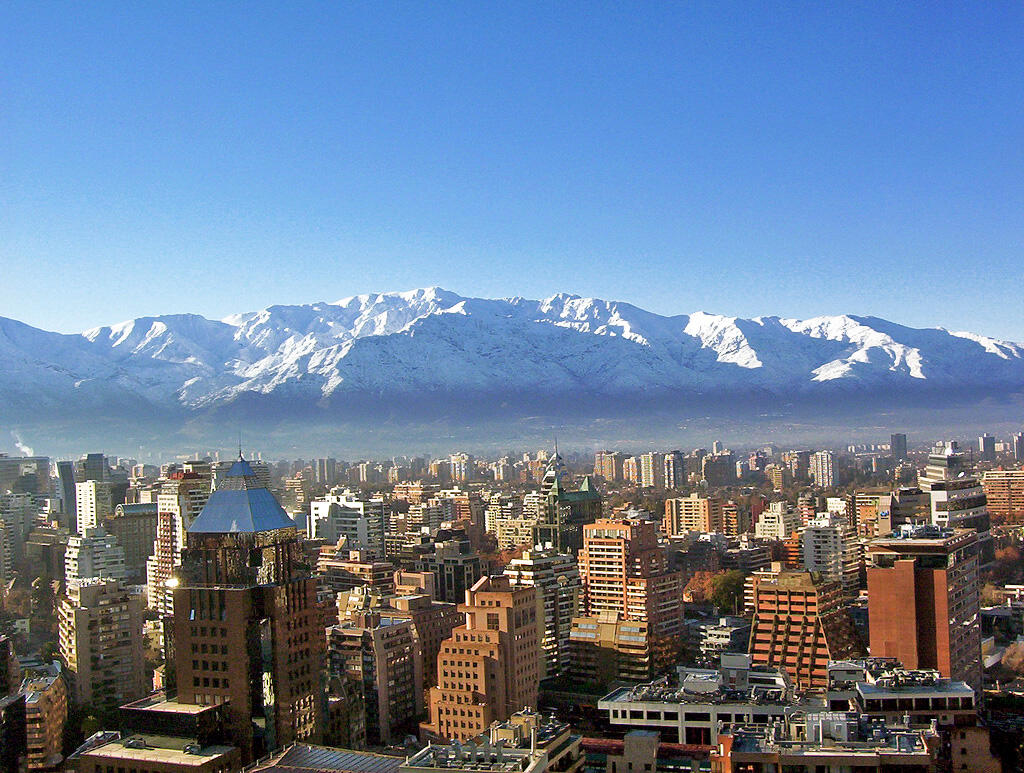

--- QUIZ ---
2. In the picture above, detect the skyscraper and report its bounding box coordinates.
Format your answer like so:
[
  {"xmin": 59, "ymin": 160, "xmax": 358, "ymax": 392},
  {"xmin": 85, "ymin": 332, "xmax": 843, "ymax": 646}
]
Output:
[
  {"xmin": 170, "ymin": 458, "xmax": 324, "ymax": 763},
  {"xmin": 919, "ymin": 442, "xmax": 992, "ymax": 564},
  {"xmin": 978, "ymin": 433, "xmax": 996, "ymax": 462},
  {"xmin": 866, "ymin": 526, "xmax": 981, "ymax": 693},
  {"xmin": 890, "ymin": 433, "xmax": 908, "ymax": 462},
  {"xmin": 810, "ymin": 451, "xmax": 835, "ymax": 488},
  {"xmin": 532, "ymin": 455, "xmax": 602, "ymax": 554}
]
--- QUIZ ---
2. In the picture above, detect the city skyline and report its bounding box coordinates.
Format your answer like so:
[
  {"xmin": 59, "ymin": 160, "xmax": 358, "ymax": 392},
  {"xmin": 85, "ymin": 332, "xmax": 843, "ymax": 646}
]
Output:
[{"xmin": 4, "ymin": 4, "xmax": 1023, "ymax": 338}]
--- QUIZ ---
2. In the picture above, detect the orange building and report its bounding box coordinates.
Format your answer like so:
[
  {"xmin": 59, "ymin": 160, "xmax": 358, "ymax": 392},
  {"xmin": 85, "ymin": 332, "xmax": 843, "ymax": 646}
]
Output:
[
  {"xmin": 422, "ymin": 575, "xmax": 539, "ymax": 741},
  {"xmin": 664, "ymin": 494, "xmax": 724, "ymax": 536},
  {"xmin": 748, "ymin": 568, "xmax": 860, "ymax": 690},
  {"xmin": 981, "ymin": 468, "xmax": 1024, "ymax": 523}
]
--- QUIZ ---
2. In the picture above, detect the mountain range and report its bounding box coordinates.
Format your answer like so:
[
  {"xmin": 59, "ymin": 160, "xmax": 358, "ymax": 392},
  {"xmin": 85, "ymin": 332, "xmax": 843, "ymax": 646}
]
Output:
[{"xmin": 2, "ymin": 287, "xmax": 1022, "ymax": 453}]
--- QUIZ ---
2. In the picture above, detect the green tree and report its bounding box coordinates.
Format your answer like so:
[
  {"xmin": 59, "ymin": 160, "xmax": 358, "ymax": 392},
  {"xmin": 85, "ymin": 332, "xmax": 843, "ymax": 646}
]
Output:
[{"xmin": 710, "ymin": 570, "xmax": 746, "ymax": 615}]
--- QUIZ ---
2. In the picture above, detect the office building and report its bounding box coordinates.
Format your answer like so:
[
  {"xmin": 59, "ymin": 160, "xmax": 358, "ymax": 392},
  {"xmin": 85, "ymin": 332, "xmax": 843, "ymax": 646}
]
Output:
[
  {"xmin": 415, "ymin": 538, "xmax": 483, "ymax": 604},
  {"xmin": 978, "ymin": 433, "xmax": 996, "ymax": 462},
  {"xmin": 1013, "ymin": 432, "xmax": 1024, "ymax": 463},
  {"xmin": 891, "ymin": 433, "xmax": 908, "ymax": 462},
  {"xmin": 59, "ymin": 578, "xmax": 146, "ymax": 710},
  {"xmin": 505, "ymin": 549, "xmax": 581, "ymax": 678},
  {"xmin": 106, "ymin": 502, "xmax": 158, "ymax": 582},
  {"xmin": 866, "ymin": 526, "xmax": 981, "ymax": 693},
  {"xmin": 532, "ymin": 456, "xmax": 602, "ymax": 554},
  {"xmin": 748, "ymin": 567, "xmax": 860, "ymax": 690},
  {"xmin": 318, "ymin": 547, "xmax": 396, "ymax": 596},
  {"xmin": 422, "ymin": 575, "xmax": 539, "ymax": 741},
  {"xmin": 170, "ymin": 458, "xmax": 324, "ymax": 763}
]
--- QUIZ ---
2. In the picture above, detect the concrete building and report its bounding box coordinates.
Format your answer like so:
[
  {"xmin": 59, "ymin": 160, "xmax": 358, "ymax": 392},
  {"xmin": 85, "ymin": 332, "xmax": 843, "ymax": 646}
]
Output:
[
  {"xmin": 598, "ymin": 654, "xmax": 792, "ymax": 746},
  {"xmin": 568, "ymin": 612, "xmax": 654, "ymax": 686},
  {"xmin": 978, "ymin": 433, "xmax": 996, "ymax": 462},
  {"xmin": 329, "ymin": 605, "xmax": 422, "ymax": 746},
  {"xmin": 22, "ymin": 671, "xmax": 67, "ymax": 772},
  {"xmin": 866, "ymin": 527, "xmax": 981, "ymax": 693},
  {"xmin": 638, "ymin": 452, "xmax": 665, "ymax": 489},
  {"xmin": 309, "ymin": 488, "xmax": 386, "ymax": 557},
  {"xmin": 75, "ymin": 480, "xmax": 114, "ymax": 532},
  {"xmin": 107, "ymin": 503, "xmax": 158, "ymax": 582},
  {"xmin": 594, "ymin": 451, "xmax": 626, "ymax": 482},
  {"xmin": 318, "ymin": 546, "xmax": 396, "ymax": 596},
  {"xmin": 754, "ymin": 501, "xmax": 801, "ymax": 541},
  {"xmin": 578, "ymin": 519, "xmax": 685, "ymax": 670},
  {"xmin": 415, "ymin": 538, "xmax": 483, "ymax": 604},
  {"xmin": 170, "ymin": 458, "xmax": 324, "ymax": 763},
  {"xmin": 664, "ymin": 494, "xmax": 725, "ymax": 537},
  {"xmin": 810, "ymin": 451, "xmax": 835, "ymax": 488},
  {"xmin": 64, "ymin": 527, "xmax": 127, "ymax": 583},
  {"xmin": 800, "ymin": 513, "xmax": 861, "ymax": 599},
  {"xmin": 59, "ymin": 578, "xmax": 146, "ymax": 710},
  {"xmin": 145, "ymin": 471, "xmax": 211, "ymax": 616},
  {"xmin": 422, "ymin": 575, "xmax": 539, "ymax": 741},
  {"xmin": 748, "ymin": 567, "xmax": 860, "ymax": 690},
  {"xmin": 505, "ymin": 549, "xmax": 581, "ymax": 679},
  {"xmin": 981, "ymin": 468, "xmax": 1024, "ymax": 523},
  {"xmin": 918, "ymin": 442, "xmax": 992, "ymax": 564}
]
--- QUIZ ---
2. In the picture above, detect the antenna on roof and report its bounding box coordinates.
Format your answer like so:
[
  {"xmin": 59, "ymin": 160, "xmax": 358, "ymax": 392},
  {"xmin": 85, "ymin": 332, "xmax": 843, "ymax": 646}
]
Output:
[{"xmin": 238, "ymin": 430, "xmax": 243, "ymax": 460}]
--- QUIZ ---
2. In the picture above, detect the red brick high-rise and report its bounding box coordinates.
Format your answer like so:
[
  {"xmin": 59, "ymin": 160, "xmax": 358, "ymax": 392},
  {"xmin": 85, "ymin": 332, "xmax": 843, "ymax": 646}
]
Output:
[{"xmin": 866, "ymin": 527, "xmax": 981, "ymax": 693}]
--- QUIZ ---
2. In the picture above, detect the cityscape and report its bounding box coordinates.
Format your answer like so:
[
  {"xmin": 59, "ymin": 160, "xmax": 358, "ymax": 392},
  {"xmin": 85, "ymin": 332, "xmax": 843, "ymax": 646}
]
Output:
[
  {"xmin": 4, "ymin": 4, "xmax": 1024, "ymax": 773},
  {"xmin": 2, "ymin": 433, "xmax": 1024, "ymax": 773}
]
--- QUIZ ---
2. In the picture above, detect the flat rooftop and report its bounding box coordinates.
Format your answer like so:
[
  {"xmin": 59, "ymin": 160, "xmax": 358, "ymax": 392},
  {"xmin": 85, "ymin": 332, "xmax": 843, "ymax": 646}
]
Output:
[{"xmin": 82, "ymin": 736, "xmax": 236, "ymax": 766}]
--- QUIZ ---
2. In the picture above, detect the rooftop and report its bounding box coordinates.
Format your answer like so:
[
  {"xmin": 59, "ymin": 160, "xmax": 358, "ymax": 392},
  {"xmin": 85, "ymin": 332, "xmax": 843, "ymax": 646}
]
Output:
[
  {"xmin": 248, "ymin": 744, "xmax": 404, "ymax": 773},
  {"xmin": 188, "ymin": 458, "xmax": 295, "ymax": 534},
  {"xmin": 81, "ymin": 735, "xmax": 236, "ymax": 766}
]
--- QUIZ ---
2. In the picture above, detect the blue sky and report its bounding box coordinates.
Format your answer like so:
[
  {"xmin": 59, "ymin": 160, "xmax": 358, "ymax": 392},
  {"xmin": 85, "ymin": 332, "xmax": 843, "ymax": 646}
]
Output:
[{"xmin": 3, "ymin": 3, "xmax": 1023, "ymax": 337}]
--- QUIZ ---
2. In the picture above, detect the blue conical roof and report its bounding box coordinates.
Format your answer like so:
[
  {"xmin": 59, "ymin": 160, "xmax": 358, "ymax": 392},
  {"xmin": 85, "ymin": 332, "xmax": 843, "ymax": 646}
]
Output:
[{"xmin": 187, "ymin": 458, "xmax": 295, "ymax": 534}]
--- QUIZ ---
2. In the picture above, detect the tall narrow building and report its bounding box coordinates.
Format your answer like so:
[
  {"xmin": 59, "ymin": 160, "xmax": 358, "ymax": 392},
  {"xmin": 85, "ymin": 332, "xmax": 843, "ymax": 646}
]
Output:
[
  {"xmin": 422, "ymin": 575, "xmax": 538, "ymax": 742},
  {"xmin": 532, "ymin": 454, "xmax": 602, "ymax": 554},
  {"xmin": 866, "ymin": 526, "xmax": 981, "ymax": 693},
  {"xmin": 170, "ymin": 458, "xmax": 323, "ymax": 764},
  {"xmin": 919, "ymin": 442, "xmax": 992, "ymax": 564}
]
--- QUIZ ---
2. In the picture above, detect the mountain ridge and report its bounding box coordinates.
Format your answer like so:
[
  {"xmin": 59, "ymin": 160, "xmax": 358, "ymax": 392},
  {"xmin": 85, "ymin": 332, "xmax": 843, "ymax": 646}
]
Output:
[{"xmin": 1, "ymin": 288, "xmax": 1022, "ymax": 432}]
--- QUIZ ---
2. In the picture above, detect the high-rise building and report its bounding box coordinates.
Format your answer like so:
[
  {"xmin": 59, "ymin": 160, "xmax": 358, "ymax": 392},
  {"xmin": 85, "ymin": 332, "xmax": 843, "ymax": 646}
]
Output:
[
  {"xmin": 810, "ymin": 451, "xmax": 835, "ymax": 488},
  {"xmin": 1013, "ymin": 432, "xmax": 1024, "ymax": 463},
  {"xmin": 978, "ymin": 433, "xmax": 996, "ymax": 462},
  {"xmin": 308, "ymin": 488, "xmax": 385, "ymax": 556},
  {"xmin": 748, "ymin": 566, "xmax": 860, "ymax": 690},
  {"xmin": 638, "ymin": 452, "xmax": 665, "ymax": 489},
  {"xmin": 416, "ymin": 538, "xmax": 484, "ymax": 604},
  {"xmin": 800, "ymin": 512, "xmax": 861, "ymax": 599},
  {"xmin": 531, "ymin": 456, "xmax": 602, "ymax": 554},
  {"xmin": 919, "ymin": 442, "xmax": 992, "ymax": 564},
  {"xmin": 577, "ymin": 519, "xmax": 684, "ymax": 671},
  {"xmin": 486, "ymin": 494, "xmax": 538, "ymax": 551},
  {"xmin": 145, "ymin": 471, "xmax": 211, "ymax": 616},
  {"xmin": 594, "ymin": 451, "xmax": 626, "ymax": 482},
  {"xmin": 981, "ymin": 468, "xmax": 1024, "ymax": 523},
  {"xmin": 74, "ymin": 480, "xmax": 113, "ymax": 532},
  {"xmin": 663, "ymin": 494, "xmax": 725, "ymax": 536},
  {"xmin": 890, "ymin": 433, "xmax": 908, "ymax": 462},
  {"xmin": 59, "ymin": 578, "xmax": 146, "ymax": 711},
  {"xmin": 64, "ymin": 527, "xmax": 127, "ymax": 583},
  {"xmin": 663, "ymin": 451, "xmax": 684, "ymax": 490},
  {"xmin": 170, "ymin": 458, "xmax": 324, "ymax": 763},
  {"xmin": 390, "ymin": 594, "xmax": 461, "ymax": 699},
  {"xmin": 106, "ymin": 502, "xmax": 158, "ymax": 582},
  {"xmin": 22, "ymin": 670, "xmax": 67, "ymax": 772},
  {"xmin": 317, "ymin": 547, "xmax": 396, "ymax": 596},
  {"xmin": 754, "ymin": 501, "xmax": 801, "ymax": 540},
  {"xmin": 505, "ymin": 549, "xmax": 581, "ymax": 679},
  {"xmin": 55, "ymin": 461, "xmax": 77, "ymax": 530},
  {"xmin": 866, "ymin": 526, "xmax": 981, "ymax": 693},
  {"xmin": 422, "ymin": 575, "xmax": 539, "ymax": 742},
  {"xmin": 329, "ymin": 598, "xmax": 422, "ymax": 746}
]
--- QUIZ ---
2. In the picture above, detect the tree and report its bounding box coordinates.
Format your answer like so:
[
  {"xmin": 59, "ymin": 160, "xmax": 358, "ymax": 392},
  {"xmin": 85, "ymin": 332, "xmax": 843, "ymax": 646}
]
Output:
[{"xmin": 710, "ymin": 570, "xmax": 746, "ymax": 615}]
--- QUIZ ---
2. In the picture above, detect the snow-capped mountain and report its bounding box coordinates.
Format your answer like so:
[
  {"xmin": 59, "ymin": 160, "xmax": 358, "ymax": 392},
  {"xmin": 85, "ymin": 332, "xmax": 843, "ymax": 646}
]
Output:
[{"xmin": 2, "ymin": 287, "xmax": 1023, "ymax": 428}]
